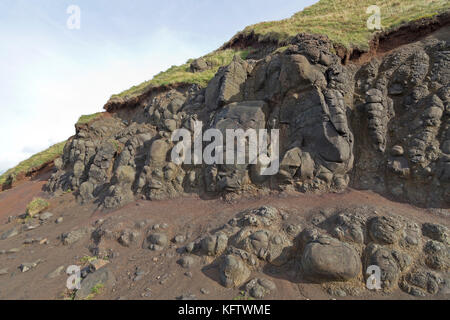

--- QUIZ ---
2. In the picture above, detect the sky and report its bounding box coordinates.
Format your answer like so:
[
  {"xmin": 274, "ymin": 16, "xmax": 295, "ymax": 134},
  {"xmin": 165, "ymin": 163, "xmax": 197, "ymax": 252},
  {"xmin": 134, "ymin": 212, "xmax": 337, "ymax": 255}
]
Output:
[{"xmin": 0, "ymin": 0, "xmax": 317, "ymax": 174}]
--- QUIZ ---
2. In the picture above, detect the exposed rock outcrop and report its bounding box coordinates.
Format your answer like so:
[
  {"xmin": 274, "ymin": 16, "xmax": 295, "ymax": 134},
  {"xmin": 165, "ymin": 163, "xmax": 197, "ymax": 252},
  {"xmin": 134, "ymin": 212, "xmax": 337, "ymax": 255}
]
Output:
[
  {"xmin": 186, "ymin": 205, "xmax": 449, "ymax": 297},
  {"xmin": 45, "ymin": 27, "xmax": 449, "ymax": 209}
]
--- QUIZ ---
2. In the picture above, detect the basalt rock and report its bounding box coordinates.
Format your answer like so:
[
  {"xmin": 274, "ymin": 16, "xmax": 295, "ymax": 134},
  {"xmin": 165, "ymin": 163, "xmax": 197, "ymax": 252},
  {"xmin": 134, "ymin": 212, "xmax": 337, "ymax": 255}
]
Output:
[
  {"xmin": 422, "ymin": 223, "xmax": 449, "ymax": 244},
  {"xmin": 352, "ymin": 34, "xmax": 450, "ymax": 208},
  {"xmin": 219, "ymin": 254, "xmax": 251, "ymax": 288},
  {"xmin": 245, "ymin": 278, "xmax": 276, "ymax": 299},
  {"xmin": 301, "ymin": 236, "xmax": 361, "ymax": 282},
  {"xmin": 188, "ymin": 204, "xmax": 448, "ymax": 298},
  {"xmin": 45, "ymin": 29, "xmax": 449, "ymax": 208},
  {"xmin": 423, "ymin": 240, "xmax": 449, "ymax": 271}
]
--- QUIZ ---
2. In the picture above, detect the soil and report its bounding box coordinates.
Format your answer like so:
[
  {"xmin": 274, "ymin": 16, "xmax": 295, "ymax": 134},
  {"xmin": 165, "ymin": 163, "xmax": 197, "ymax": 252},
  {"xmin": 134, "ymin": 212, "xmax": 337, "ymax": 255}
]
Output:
[
  {"xmin": 0, "ymin": 171, "xmax": 52, "ymax": 223},
  {"xmin": 0, "ymin": 172, "xmax": 448, "ymax": 300},
  {"xmin": 349, "ymin": 11, "xmax": 450, "ymax": 64}
]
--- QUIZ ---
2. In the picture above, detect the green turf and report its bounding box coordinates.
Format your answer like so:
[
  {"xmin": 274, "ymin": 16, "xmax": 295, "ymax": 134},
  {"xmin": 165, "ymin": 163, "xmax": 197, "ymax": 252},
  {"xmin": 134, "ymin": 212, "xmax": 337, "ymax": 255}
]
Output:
[
  {"xmin": 240, "ymin": 0, "xmax": 449, "ymax": 49},
  {"xmin": 109, "ymin": 49, "xmax": 250, "ymax": 101},
  {"xmin": 76, "ymin": 112, "xmax": 103, "ymax": 125},
  {"xmin": 0, "ymin": 141, "xmax": 66, "ymax": 187}
]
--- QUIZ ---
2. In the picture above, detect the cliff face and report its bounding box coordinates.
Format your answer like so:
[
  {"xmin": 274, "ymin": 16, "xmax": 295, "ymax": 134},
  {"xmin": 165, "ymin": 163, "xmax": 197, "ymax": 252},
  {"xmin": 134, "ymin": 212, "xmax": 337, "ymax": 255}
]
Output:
[
  {"xmin": 45, "ymin": 20, "xmax": 450, "ymax": 209},
  {"xmin": 1, "ymin": 11, "xmax": 450, "ymax": 301}
]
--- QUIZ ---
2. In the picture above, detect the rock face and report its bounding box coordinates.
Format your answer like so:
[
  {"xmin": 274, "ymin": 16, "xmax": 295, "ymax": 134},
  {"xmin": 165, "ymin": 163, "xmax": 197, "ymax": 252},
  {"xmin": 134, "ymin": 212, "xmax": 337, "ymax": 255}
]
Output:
[
  {"xmin": 422, "ymin": 223, "xmax": 449, "ymax": 244},
  {"xmin": 368, "ymin": 216, "xmax": 404, "ymax": 245},
  {"xmin": 45, "ymin": 28, "xmax": 449, "ymax": 209},
  {"xmin": 61, "ymin": 228, "xmax": 91, "ymax": 246},
  {"xmin": 245, "ymin": 278, "xmax": 276, "ymax": 299},
  {"xmin": 219, "ymin": 254, "xmax": 251, "ymax": 288},
  {"xmin": 352, "ymin": 33, "xmax": 450, "ymax": 207},
  {"xmin": 301, "ymin": 236, "xmax": 361, "ymax": 282},
  {"xmin": 75, "ymin": 268, "xmax": 115, "ymax": 300},
  {"xmin": 189, "ymin": 205, "xmax": 449, "ymax": 298}
]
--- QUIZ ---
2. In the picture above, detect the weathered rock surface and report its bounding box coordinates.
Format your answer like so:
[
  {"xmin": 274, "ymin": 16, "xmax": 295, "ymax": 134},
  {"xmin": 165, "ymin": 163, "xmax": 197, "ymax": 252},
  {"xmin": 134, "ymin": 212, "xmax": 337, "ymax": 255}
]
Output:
[
  {"xmin": 44, "ymin": 29, "xmax": 449, "ymax": 209},
  {"xmin": 177, "ymin": 255, "xmax": 196, "ymax": 269},
  {"xmin": 19, "ymin": 260, "xmax": 43, "ymax": 273},
  {"xmin": 181, "ymin": 204, "xmax": 449, "ymax": 298},
  {"xmin": 245, "ymin": 278, "xmax": 276, "ymax": 299},
  {"xmin": 219, "ymin": 254, "xmax": 251, "ymax": 288},
  {"xmin": 1, "ymin": 227, "xmax": 19, "ymax": 240},
  {"xmin": 75, "ymin": 268, "xmax": 115, "ymax": 300},
  {"xmin": 422, "ymin": 223, "xmax": 449, "ymax": 244},
  {"xmin": 61, "ymin": 228, "xmax": 91, "ymax": 245},
  {"xmin": 143, "ymin": 232, "xmax": 169, "ymax": 251},
  {"xmin": 118, "ymin": 229, "xmax": 140, "ymax": 247},
  {"xmin": 35, "ymin": 23, "xmax": 450, "ymax": 299},
  {"xmin": 301, "ymin": 236, "xmax": 361, "ymax": 282}
]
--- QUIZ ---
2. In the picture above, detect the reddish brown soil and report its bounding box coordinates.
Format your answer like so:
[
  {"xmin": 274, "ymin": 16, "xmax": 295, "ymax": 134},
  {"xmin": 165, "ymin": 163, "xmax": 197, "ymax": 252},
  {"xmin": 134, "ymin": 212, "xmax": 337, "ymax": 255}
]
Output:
[
  {"xmin": 0, "ymin": 171, "xmax": 52, "ymax": 223},
  {"xmin": 0, "ymin": 175, "xmax": 448, "ymax": 300},
  {"xmin": 349, "ymin": 11, "xmax": 450, "ymax": 64},
  {"xmin": 103, "ymin": 83, "xmax": 191, "ymax": 113},
  {"xmin": 0, "ymin": 161, "xmax": 55, "ymax": 193}
]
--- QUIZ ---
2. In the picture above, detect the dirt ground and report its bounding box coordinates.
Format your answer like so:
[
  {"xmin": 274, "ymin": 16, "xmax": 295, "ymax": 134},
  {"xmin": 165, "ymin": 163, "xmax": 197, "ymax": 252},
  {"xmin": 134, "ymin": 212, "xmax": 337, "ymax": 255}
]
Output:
[
  {"xmin": 0, "ymin": 171, "xmax": 51, "ymax": 224},
  {"xmin": 0, "ymin": 176, "xmax": 448, "ymax": 300}
]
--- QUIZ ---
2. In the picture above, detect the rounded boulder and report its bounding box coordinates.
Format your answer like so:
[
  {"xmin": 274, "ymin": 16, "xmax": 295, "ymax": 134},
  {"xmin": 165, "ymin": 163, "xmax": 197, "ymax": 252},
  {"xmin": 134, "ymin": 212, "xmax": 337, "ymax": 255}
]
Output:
[{"xmin": 301, "ymin": 236, "xmax": 361, "ymax": 282}]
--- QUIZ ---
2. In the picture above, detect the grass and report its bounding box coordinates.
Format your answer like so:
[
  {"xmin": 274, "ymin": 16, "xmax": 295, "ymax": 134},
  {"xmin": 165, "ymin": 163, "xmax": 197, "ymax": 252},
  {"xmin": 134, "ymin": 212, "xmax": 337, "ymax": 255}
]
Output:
[
  {"xmin": 273, "ymin": 46, "xmax": 290, "ymax": 54},
  {"xmin": 240, "ymin": 0, "xmax": 450, "ymax": 49},
  {"xmin": 109, "ymin": 0, "xmax": 449, "ymax": 103},
  {"xmin": 0, "ymin": 141, "xmax": 66, "ymax": 188},
  {"xmin": 109, "ymin": 139, "xmax": 122, "ymax": 153},
  {"xmin": 76, "ymin": 112, "xmax": 103, "ymax": 125},
  {"xmin": 91, "ymin": 283, "xmax": 104, "ymax": 294},
  {"xmin": 85, "ymin": 283, "xmax": 105, "ymax": 300},
  {"xmin": 110, "ymin": 49, "xmax": 250, "ymax": 101},
  {"xmin": 79, "ymin": 255, "xmax": 98, "ymax": 265},
  {"xmin": 0, "ymin": 112, "xmax": 103, "ymax": 189},
  {"xmin": 26, "ymin": 197, "xmax": 49, "ymax": 217}
]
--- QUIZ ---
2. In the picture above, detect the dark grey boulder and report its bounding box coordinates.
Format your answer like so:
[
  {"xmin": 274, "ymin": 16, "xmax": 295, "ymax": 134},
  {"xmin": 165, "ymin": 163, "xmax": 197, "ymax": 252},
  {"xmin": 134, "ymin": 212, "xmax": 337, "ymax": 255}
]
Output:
[
  {"xmin": 368, "ymin": 216, "xmax": 404, "ymax": 245},
  {"xmin": 301, "ymin": 236, "xmax": 361, "ymax": 282},
  {"xmin": 364, "ymin": 244, "xmax": 400, "ymax": 290},
  {"xmin": 219, "ymin": 254, "xmax": 250, "ymax": 288},
  {"xmin": 422, "ymin": 223, "xmax": 449, "ymax": 244},
  {"xmin": 190, "ymin": 58, "xmax": 208, "ymax": 73},
  {"xmin": 75, "ymin": 268, "xmax": 115, "ymax": 300}
]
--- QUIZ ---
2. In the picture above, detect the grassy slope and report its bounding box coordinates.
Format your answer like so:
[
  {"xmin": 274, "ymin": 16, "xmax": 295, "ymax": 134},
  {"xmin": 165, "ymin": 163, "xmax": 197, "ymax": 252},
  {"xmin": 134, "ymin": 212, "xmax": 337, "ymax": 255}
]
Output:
[
  {"xmin": 76, "ymin": 112, "xmax": 104, "ymax": 125},
  {"xmin": 0, "ymin": 112, "xmax": 109, "ymax": 187},
  {"xmin": 0, "ymin": 141, "xmax": 66, "ymax": 187},
  {"xmin": 242, "ymin": 0, "xmax": 450, "ymax": 49},
  {"xmin": 110, "ymin": 49, "xmax": 250, "ymax": 101},
  {"xmin": 0, "ymin": 111, "xmax": 108, "ymax": 188},
  {"xmin": 110, "ymin": 0, "xmax": 449, "ymax": 102}
]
